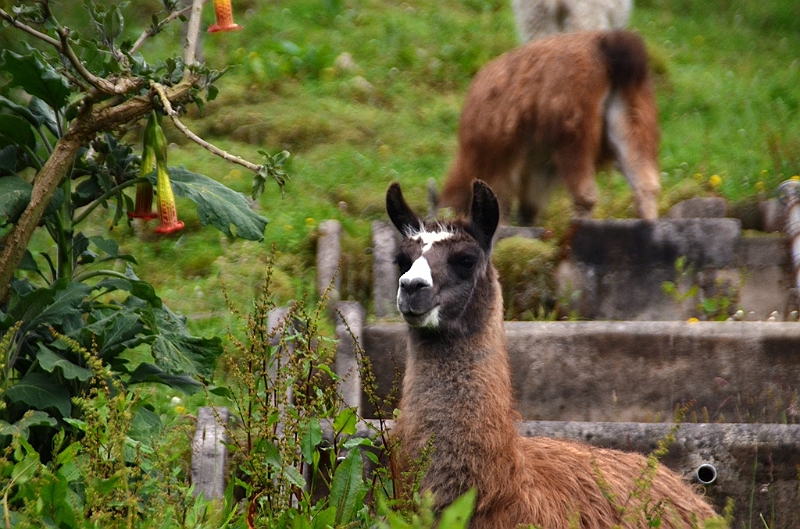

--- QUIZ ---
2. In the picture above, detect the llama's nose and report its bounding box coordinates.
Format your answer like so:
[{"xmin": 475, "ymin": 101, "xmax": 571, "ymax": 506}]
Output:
[
  {"xmin": 398, "ymin": 277, "xmax": 435, "ymax": 315},
  {"xmin": 400, "ymin": 276, "xmax": 429, "ymax": 295}
]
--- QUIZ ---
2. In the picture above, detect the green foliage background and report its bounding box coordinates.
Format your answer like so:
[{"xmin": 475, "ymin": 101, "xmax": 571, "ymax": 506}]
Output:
[{"xmin": 86, "ymin": 0, "xmax": 799, "ymax": 326}]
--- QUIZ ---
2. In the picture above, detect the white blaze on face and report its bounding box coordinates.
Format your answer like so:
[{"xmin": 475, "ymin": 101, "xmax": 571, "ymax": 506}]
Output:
[
  {"xmin": 398, "ymin": 228, "xmax": 453, "ymax": 288},
  {"xmin": 397, "ymin": 228, "xmax": 453, "ymax": 328}
]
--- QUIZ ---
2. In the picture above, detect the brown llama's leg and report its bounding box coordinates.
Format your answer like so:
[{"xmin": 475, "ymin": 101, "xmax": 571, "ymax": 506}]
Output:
[
  {"xmin": 517, "ymin": 162, "xmax": 558, "ymax": 226},
  {"xmin": 605, "ymin": 90, "xmax": 661, "ymax": 219},
  {"xmin": 554, "ymin": 147, "xmax": 600, "ymax": 219}
]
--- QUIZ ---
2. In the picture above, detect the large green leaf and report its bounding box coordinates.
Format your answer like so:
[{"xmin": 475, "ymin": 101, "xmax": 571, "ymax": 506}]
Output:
[
  {"xmin": 36, "ymin": 343, "xmax": 93, "ymax": 382},
  {"xmin": 1, "ymin": 49, "xmax": 71, "ymax": 111},
  {"xmin": 6, "ymin": 372, "xmax": 72, "ymax": 418},
  {"xmin": 26, "ymin": 280, "xmax": 92, "ymax": 334},
  {"xmin": 164, "ymin": 166, "xmax": 269, "ymax": 241},
  {"xmin": 142, "ymin": 306, "xmax": 222, "ymax": 379},
  {"xmin": 81, "ymin": 309, "xmax": 146, "ymax": 359},
  {"xmin": 438, "ymin": 488, "xmax": 476, "ymax": 529},
  {"xmin": 127, "ymin": 363, "xmax": 203, "ymax": 394},
  {"xmin": 0, "ymin": 411, "xmax": 57, "ymax": 439},
  {"xmin": 300, "ymin": 417, "xmax": 323, "ymax": 464},
  {"xmin": 0, "ymin": 95, "xmax": 46, "ymax": 128},
  {"xmin": 0, "ymin": 114, "xmax": 36, "ymax": 150},
  {"xmin": 93, "ymin": 276, "xmax": 161, "ymax": 307},
  {"xmin": 329, "ymin": 448, "xmax": 368, "ymax": 525},
  {"xmin": 0, "ymin": 176, "xmax": 32, "ymax": 223}
]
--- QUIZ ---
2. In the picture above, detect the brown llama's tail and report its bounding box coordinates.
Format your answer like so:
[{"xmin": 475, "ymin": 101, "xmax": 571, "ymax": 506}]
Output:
[{"xmin": 598, "ymin": 31, "xmax": 650, "ymax": 90}]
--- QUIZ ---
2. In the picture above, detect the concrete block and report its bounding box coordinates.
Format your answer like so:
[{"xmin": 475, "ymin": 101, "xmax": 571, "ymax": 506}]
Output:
[
  {"xmin": 568, "ymin": 219, "xmax": 742, "ymax": 268},
  {"xmin": 372, "ymin": 221, "xmax": 401, "ymax": 318},
  {"xmin": 518, "ymin": 421, "xmax": 800, "ymax": 528},
  {"xmin": 335, "ymin": 301, "xmax": 366, "ymax": 412},
  {"xmin": 317, "ymin": 220, "xmax": 342, "ymax": 300},
  {"xmin": 760, "ymin": 198, "xmax": 786, "ymax": 233},
  {"xmin": 192, "ymin": 406, "xmax": 230, "ymax": 500},
  {"xmin": 360, "ymin": 321, "xmax": 800, "ymax": 426},
  {"xmin": 666, "ymin": 197, "xmax": 729, "ymax": 219},
  {"xmin": 557, "ymin": 218, "xmax": 797, "ymax": 320}
]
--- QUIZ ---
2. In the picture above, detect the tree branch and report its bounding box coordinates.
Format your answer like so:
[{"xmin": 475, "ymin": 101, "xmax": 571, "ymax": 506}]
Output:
[
  {"xmin": 183, "ymin": 0, "xmax": 207, "ymax": 68},
  {"xmin": 150, "ymin": 81, "xmax": 262, "ymax": 173},
  {"xmin": 56, "ymin": 27, "xmax": 140, "ymax": 95}
]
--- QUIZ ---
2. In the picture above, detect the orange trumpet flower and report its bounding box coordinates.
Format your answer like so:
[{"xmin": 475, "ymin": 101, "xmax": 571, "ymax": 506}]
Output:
[{"xmin": 208, "ymin": 0, "xmax": 242, "ymax": 33}]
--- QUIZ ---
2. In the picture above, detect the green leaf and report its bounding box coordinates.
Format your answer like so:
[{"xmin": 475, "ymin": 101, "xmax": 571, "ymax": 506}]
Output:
[
  {"xmin": 89, "ymin": 236, "xmax": 120, "ymax": 258},
  {"xmin": 208, "ymin": 386, "xmax": 233, "ymax": 399},
  {"xmin": 0, "ymin": 95, "xmax": 45, "ymax": 128},
  {"xmin": 1, "ymin": 49, "xmax": 71, "ymax": 110},
  {"xmin": 164, "ymin": 166, "xmax": 269, "ymax": 241},
  {"xmin": 36, "ymin": 343, "xmax": 93, "ymax": 382},
  {"xmin": 81, "ymin": 310, "xmax": 146, "ymax": 359},
  {"xmin": 438, "ymin": 488, "xmax": 476, "ymax": 529},
  {"xmin": 329, "ymin": 449, "xmax": 367, "ymax": 525},
  {"xmin": 148, "ymin": 306, "xmax": 222, "ymax": 379},
  {"xmin": 283, "ymin": 465, "xmax": 306, "ymax": 489},
  {"xmin": 129, "ymin": 406, "xmax": 162, "ymax": 442},
  {"xmin": 262, "ymin": 439, "xmax": 282, "ymax": 468},
  {"xmin": 333, "ymin": 407, "xmax": 358, "ymax": 436},
  {"xmin": 38, "ymin": 471, "xmax": 79, "ymax": 529},
  {"xmin": 312, "ymin": 506, "xmax": 337, "ymax": 529},
  {"xmin": 127, "ymin": 363, "xmax": 203, "ymax": 393},
  {"xmin": 6, "ymin": 372, "xmax": 72, "ymax": 418},
  {"xmin": 0, "ymin": 176, "xmax": 33, "ymax": 223},
  {"xmin": 93, "ymin": 277, "xmax": 160, "ymax": 307},
  {"xmin": 300, "ymin": 417, "xmax": 323, "ymax": 464},
  {"xmin": 0, "ymin": 411, "xmax": 57, "ymax": 439},
  {"xmin": 10, "ymin": 279, "xmax": 92, "ymax": 335},
  {"xmin": 17, "ymin": 251, "xmax": 41, "ymax": 276},
  {"xmin": 0, "ymin": 114, "xmax": 36, "ymax": 150}
]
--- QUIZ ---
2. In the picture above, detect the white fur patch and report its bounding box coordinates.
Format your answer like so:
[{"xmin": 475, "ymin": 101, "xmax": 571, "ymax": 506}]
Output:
[
  {"xmin": 405, "ymin": 225, "xmax": 454, "ymax": 254},
  {"xmin": 399, "ymin": 256, "xmax": 433, "ymax": 288},
  {"xmin": 420, "ymin": 306, "xmax": 440, "ymax": 328}
]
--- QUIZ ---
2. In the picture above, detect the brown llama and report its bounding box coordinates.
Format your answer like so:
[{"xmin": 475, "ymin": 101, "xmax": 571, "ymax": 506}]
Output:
[
  {"xmin": 438, "ymin": 30, "xmax": 661, "ymax": 226},
  {"xmin": 386, "ymin": 180, "xmax": 718, "ymax": 528}
]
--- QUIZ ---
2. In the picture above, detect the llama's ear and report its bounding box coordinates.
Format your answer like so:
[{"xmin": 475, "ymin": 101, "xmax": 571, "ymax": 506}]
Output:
[
  {"xmin": 469, "ymin": 180, "xmax": 499, "ymax": 250},
  {"xmin": 386, "ymin": 182, "xmax": 421, "ymax": 236}
]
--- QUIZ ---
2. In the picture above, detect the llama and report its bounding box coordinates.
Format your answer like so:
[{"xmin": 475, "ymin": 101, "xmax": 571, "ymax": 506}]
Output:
[
  {"xmin": 437, "ymin": 30, "xmax": 660, "ymax": 226},
  {"xmin": 512, "ymin": 0, "xmax": 633, "ymax": 43},
  {"xmin": 386, "ymin": 180, "xmax": 718, "ymax": 528}
]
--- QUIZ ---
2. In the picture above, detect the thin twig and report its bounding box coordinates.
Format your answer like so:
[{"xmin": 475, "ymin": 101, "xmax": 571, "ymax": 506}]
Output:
[
  {"xmin": 56, "ymin": 27, "xmax": 138, "ymax": 95},
  {"xmin": 130, "ymin": 4, "xmax": 194, "ymax": 55},
  {"xmin": 150, "ymin": 81, "xmax": 262, "ymax": 173},
  {"xmin": 0, "ymin": 8, "xmax": 61, "ymax": 48}
]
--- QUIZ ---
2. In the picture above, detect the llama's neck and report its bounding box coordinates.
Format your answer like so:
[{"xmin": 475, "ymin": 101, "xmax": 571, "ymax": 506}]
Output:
[{"xmin": 396, "ymin": 275, "xmax": 521, "ymax": 508}]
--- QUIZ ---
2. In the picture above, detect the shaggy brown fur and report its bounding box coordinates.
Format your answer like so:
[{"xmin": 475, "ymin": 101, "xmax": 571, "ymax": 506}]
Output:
[
  {"xmin": 438, "ymin": 30, "xmax": 661, "ymax": 225},
  {"xmin": 387, "ymin": 181, "xmax": 717, "ymax": 528}
]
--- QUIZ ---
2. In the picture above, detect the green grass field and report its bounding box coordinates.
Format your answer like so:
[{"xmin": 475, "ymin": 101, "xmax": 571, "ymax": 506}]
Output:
[{"xmin": 113, "ymin": 0, "xmax": 800, "ymax": 328}]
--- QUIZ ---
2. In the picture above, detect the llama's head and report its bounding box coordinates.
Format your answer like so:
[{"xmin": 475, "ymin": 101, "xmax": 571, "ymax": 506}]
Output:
[{"xmin": 386, "ymin": 180, "xmax": 499, "ymax": 334}]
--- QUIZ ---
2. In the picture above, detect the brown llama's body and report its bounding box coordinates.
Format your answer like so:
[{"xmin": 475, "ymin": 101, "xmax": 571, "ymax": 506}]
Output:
[
  {"xmin": 386, "ymin": 181, "xmax": 718, "ymax": 528},
  {"xmin": 439, "ymin": 30, "xmax": 661, "ymax": 225}
]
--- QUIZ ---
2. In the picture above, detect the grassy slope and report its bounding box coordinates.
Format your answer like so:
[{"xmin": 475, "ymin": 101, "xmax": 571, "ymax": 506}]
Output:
[{"xmin": 113, "ymin": 0, "xmax": 800, "ymax": 329}]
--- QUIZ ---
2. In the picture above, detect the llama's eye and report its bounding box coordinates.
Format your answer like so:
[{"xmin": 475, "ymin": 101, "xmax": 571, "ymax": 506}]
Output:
[
  {"xmin": 453, "ymin": 254, "xmax": 477, "ymax": 271},
  {"xmin": 394, "ymin": 253, "xmax": 413, "ymax": 274}
]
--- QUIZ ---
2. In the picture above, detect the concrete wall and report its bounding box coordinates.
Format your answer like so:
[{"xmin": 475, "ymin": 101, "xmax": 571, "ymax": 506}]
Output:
[
  {"xmin": 557, "ymin": 219, "xmax": 794, "ymax": 321},
  {"xmin": 361, "ymin": 321, "xmax": 800, "ymax": 424}
]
